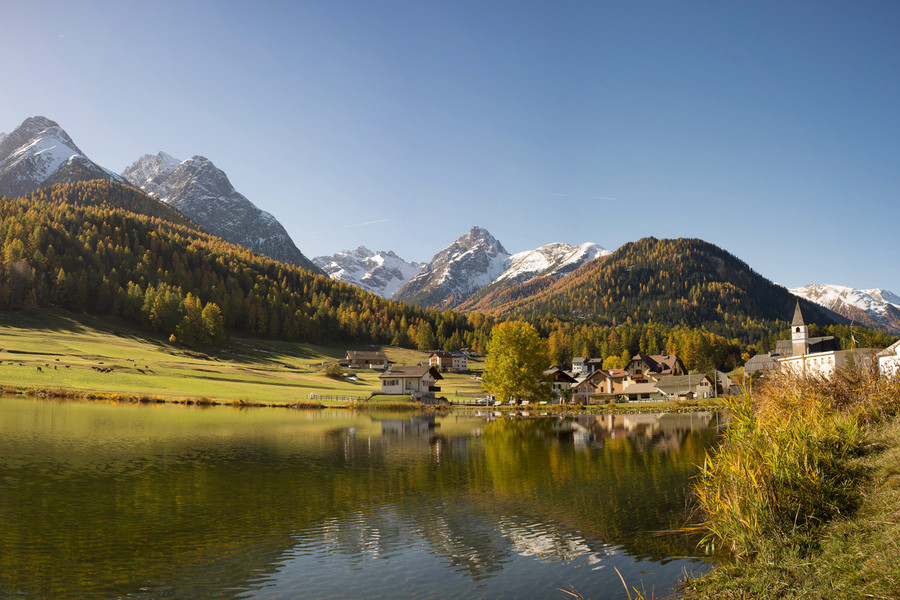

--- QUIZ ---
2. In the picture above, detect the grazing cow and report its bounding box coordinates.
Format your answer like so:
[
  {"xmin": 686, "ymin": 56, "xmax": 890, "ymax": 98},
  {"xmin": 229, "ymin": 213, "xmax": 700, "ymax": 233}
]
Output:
[{"xmin": 36, "ymin": 366, "xmax": 42, "ymax": 372}]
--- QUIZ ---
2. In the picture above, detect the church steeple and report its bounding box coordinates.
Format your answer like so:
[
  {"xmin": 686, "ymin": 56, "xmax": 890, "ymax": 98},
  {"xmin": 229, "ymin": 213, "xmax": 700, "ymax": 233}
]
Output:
[{"xmin": 791, "ymin": 300, "xmax": 808, "ymax": 357}]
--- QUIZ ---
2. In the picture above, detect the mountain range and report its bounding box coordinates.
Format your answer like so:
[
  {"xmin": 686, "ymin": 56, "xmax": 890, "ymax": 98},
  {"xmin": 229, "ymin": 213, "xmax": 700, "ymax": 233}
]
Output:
[
  {"xmin": 2, "ymin": 116, "xmax": 897, "ymax": 338},
  {"xmin": 0, "ymin": 116, "xmax": 319, "ymax": 272},
  {"xmin": 790, "ymin": 284, "xmax": 900, "ymax": 335},
  {"xmin": 312, "ymin": 247, "xmax": 425, "ymax": 298}
]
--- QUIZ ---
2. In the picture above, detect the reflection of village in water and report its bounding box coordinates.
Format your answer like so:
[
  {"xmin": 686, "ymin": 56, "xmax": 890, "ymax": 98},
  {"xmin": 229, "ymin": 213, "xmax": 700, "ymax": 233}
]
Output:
[
  {"xmin": 305, "ymin": 412, "xmax": 720, "ymax": 583},
  {"xmin": 373, "ymin": 412, "xmax": 720, "ymax": 456}
]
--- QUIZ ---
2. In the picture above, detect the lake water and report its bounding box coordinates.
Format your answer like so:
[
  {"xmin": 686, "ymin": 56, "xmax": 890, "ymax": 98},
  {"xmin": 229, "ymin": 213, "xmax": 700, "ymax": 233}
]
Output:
[{"xmin": 0, "ymin": 397, "xmax": 720, "ymax": 599}]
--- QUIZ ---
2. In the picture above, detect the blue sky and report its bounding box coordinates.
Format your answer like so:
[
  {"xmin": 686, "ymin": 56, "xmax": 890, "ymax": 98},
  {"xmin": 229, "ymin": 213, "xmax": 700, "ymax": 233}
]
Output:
[{"xmin": 3, "ymin": 1, "xmax": 899, "ymax": 294}]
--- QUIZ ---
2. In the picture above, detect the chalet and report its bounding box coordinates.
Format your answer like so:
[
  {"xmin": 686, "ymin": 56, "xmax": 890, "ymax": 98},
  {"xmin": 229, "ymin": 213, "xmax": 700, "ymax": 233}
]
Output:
[
  {"xmin": 777, "ymin": 302, "xmax": 875, "ymax": 377},
  {"xmin": 379, "ymin": 365, "xmax": 443, "ymax": 400},
  {"xmin": 346, "ymin": 350, "xmax": 389, "ymax": 370},
  {"xmin": 656, "ymin": 374, "xmax": 714, "ymax": 400},
  {"xmin": 571, "ymin": 368, "xmax": 629, "ymax": 404},
  {"xmin": 572, "ymin": 357, "xmax": 603, "ymax": 374},
  {"xmin": 877, "ymin": 340, "xmax": 900, "ymax": 377},
  {"xmin": 429, "ymin": 351, "xmax": 468, "ymax": 371},
  {"xmin": 429, "ymin": 351, "xmax": 453, "ymax": 370},
  {"xmin": 626, "ymin": 353, "xmax": 686, "ymax": 383},
  {"xmin": 544, "ymin": 366, "xmax": 577, "ymax": 401}
]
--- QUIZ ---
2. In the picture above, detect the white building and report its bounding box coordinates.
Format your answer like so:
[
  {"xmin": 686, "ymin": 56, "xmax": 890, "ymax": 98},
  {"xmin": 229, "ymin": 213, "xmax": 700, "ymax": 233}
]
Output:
[
  {"xmin": 777, "ymin": 301, "xmax": 874, "ymax": 377},
  {"xmin": 877, "ymin": 340, "xmax": 900, "ymax": 377}
]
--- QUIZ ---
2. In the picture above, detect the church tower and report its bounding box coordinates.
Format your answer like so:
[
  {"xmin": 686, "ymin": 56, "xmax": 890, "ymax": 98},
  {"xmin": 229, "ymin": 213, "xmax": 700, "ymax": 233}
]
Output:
[{"xmin": 791, "ymin": 301, "xmax": 808, "ymax": 357}]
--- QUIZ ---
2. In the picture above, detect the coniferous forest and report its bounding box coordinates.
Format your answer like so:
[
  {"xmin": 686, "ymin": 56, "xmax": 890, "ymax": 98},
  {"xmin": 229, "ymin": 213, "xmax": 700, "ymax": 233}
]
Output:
[
  {"xmin": 0, "ymin": 180, "xmax": 894, "ymax": 370},
  {"xmin": 0, "ymin": 181, "xmax": 495, "ymax": 351}
]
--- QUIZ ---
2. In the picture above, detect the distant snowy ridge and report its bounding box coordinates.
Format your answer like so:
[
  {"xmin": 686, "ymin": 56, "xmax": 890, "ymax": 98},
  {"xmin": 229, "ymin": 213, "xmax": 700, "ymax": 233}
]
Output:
[
  {"xmin": 388, "ymin": 226, "xmax": 609, "ymax": 308},
  {"xmin": 0, "ymin": 116, "xmax": 125, "ymax": 198},
  {"xmin": 495, "ymin": 242, "xmax": 611, "ymax": 284},
  {"xmin": 791, "ymin": 284, "xmax": 900, "ymax": 335},
  {"xmin": 123, "ymin": 153, "xmax": 321, "ymax": 273},
  {"xmin": 313, "ymin": 247, "xmax": 424, "ymax": 298}
]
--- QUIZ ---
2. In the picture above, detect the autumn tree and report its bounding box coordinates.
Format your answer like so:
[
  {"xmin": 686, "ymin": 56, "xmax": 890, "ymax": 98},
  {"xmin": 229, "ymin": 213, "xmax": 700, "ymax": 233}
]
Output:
[{"xmin": 483, "ymin": 321, "xmax": 550, "ymax": 404}]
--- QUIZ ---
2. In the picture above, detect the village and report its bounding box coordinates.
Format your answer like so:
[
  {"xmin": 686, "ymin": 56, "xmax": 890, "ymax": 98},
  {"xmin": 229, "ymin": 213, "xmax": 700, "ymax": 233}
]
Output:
[{"xmin": 352, "ymin": 302, "xmax": 900, "ymax": 406}]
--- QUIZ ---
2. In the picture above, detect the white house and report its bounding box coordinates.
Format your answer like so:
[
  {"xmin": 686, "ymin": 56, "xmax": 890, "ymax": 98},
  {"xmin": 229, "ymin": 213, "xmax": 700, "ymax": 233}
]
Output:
[
  {"xmin": 379, "ymin": 365, "xmax": 443, "ymax": 400},
  {"xmin": 877, "ymin": 340, "xmax": 900, "ymax": 377},
  {"xmin": 451, "ymin": 353, "xmax": 468, "ymax": 371}
]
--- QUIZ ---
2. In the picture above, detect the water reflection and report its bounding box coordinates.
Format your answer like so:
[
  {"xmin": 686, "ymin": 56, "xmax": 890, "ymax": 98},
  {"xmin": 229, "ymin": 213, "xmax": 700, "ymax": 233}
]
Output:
[{"xmin": 0, "ymin": 397, "xmax": 718, "ymax": 599}]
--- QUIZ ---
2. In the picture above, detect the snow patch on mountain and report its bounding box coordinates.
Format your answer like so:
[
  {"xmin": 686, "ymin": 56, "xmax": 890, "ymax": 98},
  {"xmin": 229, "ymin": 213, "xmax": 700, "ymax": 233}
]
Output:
[
  {"xmin": 0, "ymin": 116, "xmax": 124, "ymax": 198},
  {"xmin": 313, "ymin": 247, "xmax": 424, "ymax": 298},
  {"xmin": 791, "ymin": 284, "xmax": 900, "ymax": 335},
  {"xmin": 495, "ymin": 242, "xmax": 611, "ymax": 284},
  {"xmin": 393, "ymin": 226, "xmax": 511, "ymax": 308}
]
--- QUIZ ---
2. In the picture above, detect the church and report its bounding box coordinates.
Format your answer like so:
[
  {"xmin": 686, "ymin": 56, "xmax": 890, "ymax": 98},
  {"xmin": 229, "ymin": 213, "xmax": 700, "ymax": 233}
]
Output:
[{"xmin": 776, "ymin": 301, "xmax": 874, "ymax": 376}]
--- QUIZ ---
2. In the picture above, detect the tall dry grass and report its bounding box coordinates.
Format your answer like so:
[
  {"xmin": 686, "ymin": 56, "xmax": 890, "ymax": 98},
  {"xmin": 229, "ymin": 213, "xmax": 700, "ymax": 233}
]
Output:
[{"xmin": 695, "ymin": 363, "xmax": 900, "ymax": 559}]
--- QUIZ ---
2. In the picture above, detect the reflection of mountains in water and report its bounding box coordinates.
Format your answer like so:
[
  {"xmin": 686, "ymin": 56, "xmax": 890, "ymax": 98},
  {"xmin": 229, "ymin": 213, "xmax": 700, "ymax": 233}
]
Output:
[
  {"xmin": 294, "ymin": 499, "xmax": 616, "ymax": 581},
  {"xmin": 553, "ymin": 412, "xmax": 720, "ymax": 452}
]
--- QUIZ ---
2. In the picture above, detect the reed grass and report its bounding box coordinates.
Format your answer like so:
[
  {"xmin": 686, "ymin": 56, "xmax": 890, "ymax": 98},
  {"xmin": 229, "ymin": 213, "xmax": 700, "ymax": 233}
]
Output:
[{"xmin": 686, "ymin": 364, "xmax": 900, "ymax": 598}]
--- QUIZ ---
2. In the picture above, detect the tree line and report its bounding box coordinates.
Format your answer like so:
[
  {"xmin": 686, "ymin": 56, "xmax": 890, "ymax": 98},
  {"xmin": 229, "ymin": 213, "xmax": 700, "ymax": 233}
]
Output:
[{"xmin": 0, "ymin": 181, "xmax": 496, "ymax": 350}]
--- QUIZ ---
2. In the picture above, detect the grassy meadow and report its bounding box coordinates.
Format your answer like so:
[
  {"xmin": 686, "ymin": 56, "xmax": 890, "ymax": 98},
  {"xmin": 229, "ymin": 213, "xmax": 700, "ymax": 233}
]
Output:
[{"xmin": 0, "ymin": 309, "xmax": 485, "ymax": 405}]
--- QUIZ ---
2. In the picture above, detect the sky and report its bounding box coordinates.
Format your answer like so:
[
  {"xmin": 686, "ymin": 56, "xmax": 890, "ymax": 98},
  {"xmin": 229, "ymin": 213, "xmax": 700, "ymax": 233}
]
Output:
[{"xmin": 2, "ymin": 0, "xmax": 899, "ymax": 294}]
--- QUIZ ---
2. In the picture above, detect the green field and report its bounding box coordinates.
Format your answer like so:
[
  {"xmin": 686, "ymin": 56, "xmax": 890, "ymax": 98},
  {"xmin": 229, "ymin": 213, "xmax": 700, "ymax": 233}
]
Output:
[{"xmin": 0, "ymin": 310, "xmax": 485, "ymax": 404}]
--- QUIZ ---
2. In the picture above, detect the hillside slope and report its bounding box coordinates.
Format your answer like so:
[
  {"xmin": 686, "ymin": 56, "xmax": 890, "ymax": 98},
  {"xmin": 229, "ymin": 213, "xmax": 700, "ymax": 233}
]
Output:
[
  {"xmin": 462, "ymin": 237, "xmax": 845, "ymax": 338},
  {"xmin": 0, "ymin": 181, "xmax": 492, "ymax": 349}
]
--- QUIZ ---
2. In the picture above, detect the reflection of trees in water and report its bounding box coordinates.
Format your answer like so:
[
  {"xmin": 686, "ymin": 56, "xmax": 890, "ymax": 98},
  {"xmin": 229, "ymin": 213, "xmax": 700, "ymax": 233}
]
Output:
[{"xmin": 0, "ymin": 401, "xmax": 719, "ymax": 598}]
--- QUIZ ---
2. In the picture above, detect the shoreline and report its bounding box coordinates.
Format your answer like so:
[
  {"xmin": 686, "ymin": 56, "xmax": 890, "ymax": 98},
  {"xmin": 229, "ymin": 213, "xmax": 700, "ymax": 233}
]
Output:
[{"xmin": 0, "ymin": 385, "xmax": 728, "ymax": 414}]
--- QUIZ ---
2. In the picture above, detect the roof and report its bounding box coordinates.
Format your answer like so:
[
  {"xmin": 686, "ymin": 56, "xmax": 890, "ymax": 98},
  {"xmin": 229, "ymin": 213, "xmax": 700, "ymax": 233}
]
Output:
[
  {"xmin": 629, "ymin": 353, "xmax": 683, "ymax": 373},
  {"xmin": 792, "ymin": 300, "xmax": 806, "ymax": 327},
  {"xmin": 544, "ymin": 367, "xmax": 577, "ymax": 382},
  {"xmin": 379, "ymin": 365, "xmax": 443, "ymax": 380},
  {"xmin": 621, "ymin": 383, "xmax": 660, "ymax": 395},
  {"xmin": 775, "ymin": 336, "xmax": 839, "ymax": 357},
  {"xmin": 347, "ymin": 350, "xmax": 388, "ymax": 361},
  {"xmin": 877, "ymin": 340, "xmax": 900, "ymax": 357},
  {"xmin": 745, "ymin": 353, "xmax": 780, "ymax": 371},
  {"xmin": 572, "ymin": 356, "xmax": 588, "ymax": 363},
  {"xmin": 430, "ymin": 351, "xmax": 453, "ymax": 358},
  {"xmin": 657, "ymin": 374, "xmax": 711, "ymax": 389}
]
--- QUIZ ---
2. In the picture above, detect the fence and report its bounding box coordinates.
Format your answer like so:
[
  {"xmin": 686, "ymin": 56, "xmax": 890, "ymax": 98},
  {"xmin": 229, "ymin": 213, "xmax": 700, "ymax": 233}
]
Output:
[{"xmin": 306, "ymin": 393, "xmax": 369, "ymax": 403}]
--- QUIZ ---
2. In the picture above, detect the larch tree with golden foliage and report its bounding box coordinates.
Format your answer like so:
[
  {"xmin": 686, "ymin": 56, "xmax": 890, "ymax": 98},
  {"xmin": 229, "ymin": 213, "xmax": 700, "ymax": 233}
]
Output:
[{"xmin": 483, "ymin": 321, "xmax": 550, "ymax": 404}]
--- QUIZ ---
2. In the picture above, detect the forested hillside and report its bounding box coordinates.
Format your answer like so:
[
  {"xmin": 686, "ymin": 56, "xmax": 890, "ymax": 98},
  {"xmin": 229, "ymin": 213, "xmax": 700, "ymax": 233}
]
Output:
[
  {"xmin": 457, "ymin": 237, "xmax": 898, "ymax": 372},
  {"xmin": 464, "ymin": 237, "xmax": 839, "ymax": 336},
  {"xmin": 0, "ymin": 181, "xmax": 495, "ymax": 349}
]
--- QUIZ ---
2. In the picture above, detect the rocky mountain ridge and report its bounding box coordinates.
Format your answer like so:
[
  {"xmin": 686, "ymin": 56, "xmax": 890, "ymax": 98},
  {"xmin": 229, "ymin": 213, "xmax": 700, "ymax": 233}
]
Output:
[
  {"xmin": 312, "ymin": 247, "xmax": 424, "ymax": 298},
  {"xmin": 790, "ymin": 284, "xmax": 900, "ymax": 335},
  {"xmin": 122, "ymin": 152, "xmax": 320, "ymax": 272}
]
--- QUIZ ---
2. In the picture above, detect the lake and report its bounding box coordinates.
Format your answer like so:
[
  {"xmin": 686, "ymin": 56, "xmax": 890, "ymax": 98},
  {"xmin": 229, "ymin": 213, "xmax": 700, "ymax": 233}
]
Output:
[{"xmin": 0, "ymin": 397, "xmax": 720, "ymax": 599}]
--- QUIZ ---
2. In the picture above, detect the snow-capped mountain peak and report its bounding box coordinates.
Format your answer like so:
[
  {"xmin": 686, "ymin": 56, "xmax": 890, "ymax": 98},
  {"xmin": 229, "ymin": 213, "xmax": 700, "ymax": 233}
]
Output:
[
  {"xmin": 791, "ymin": 284, "xmax": 900, "ymax": 335},
  {"xmin": 393, "ymin": 226, "xmax": 511, "ymax": 308},
  {"xmin": 0, "ymin": 116, "xmax": 124, "ymax": 198},
  {"xmin": 313, "ymin": 246, "xmax": 424, "ymax": 298}
]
